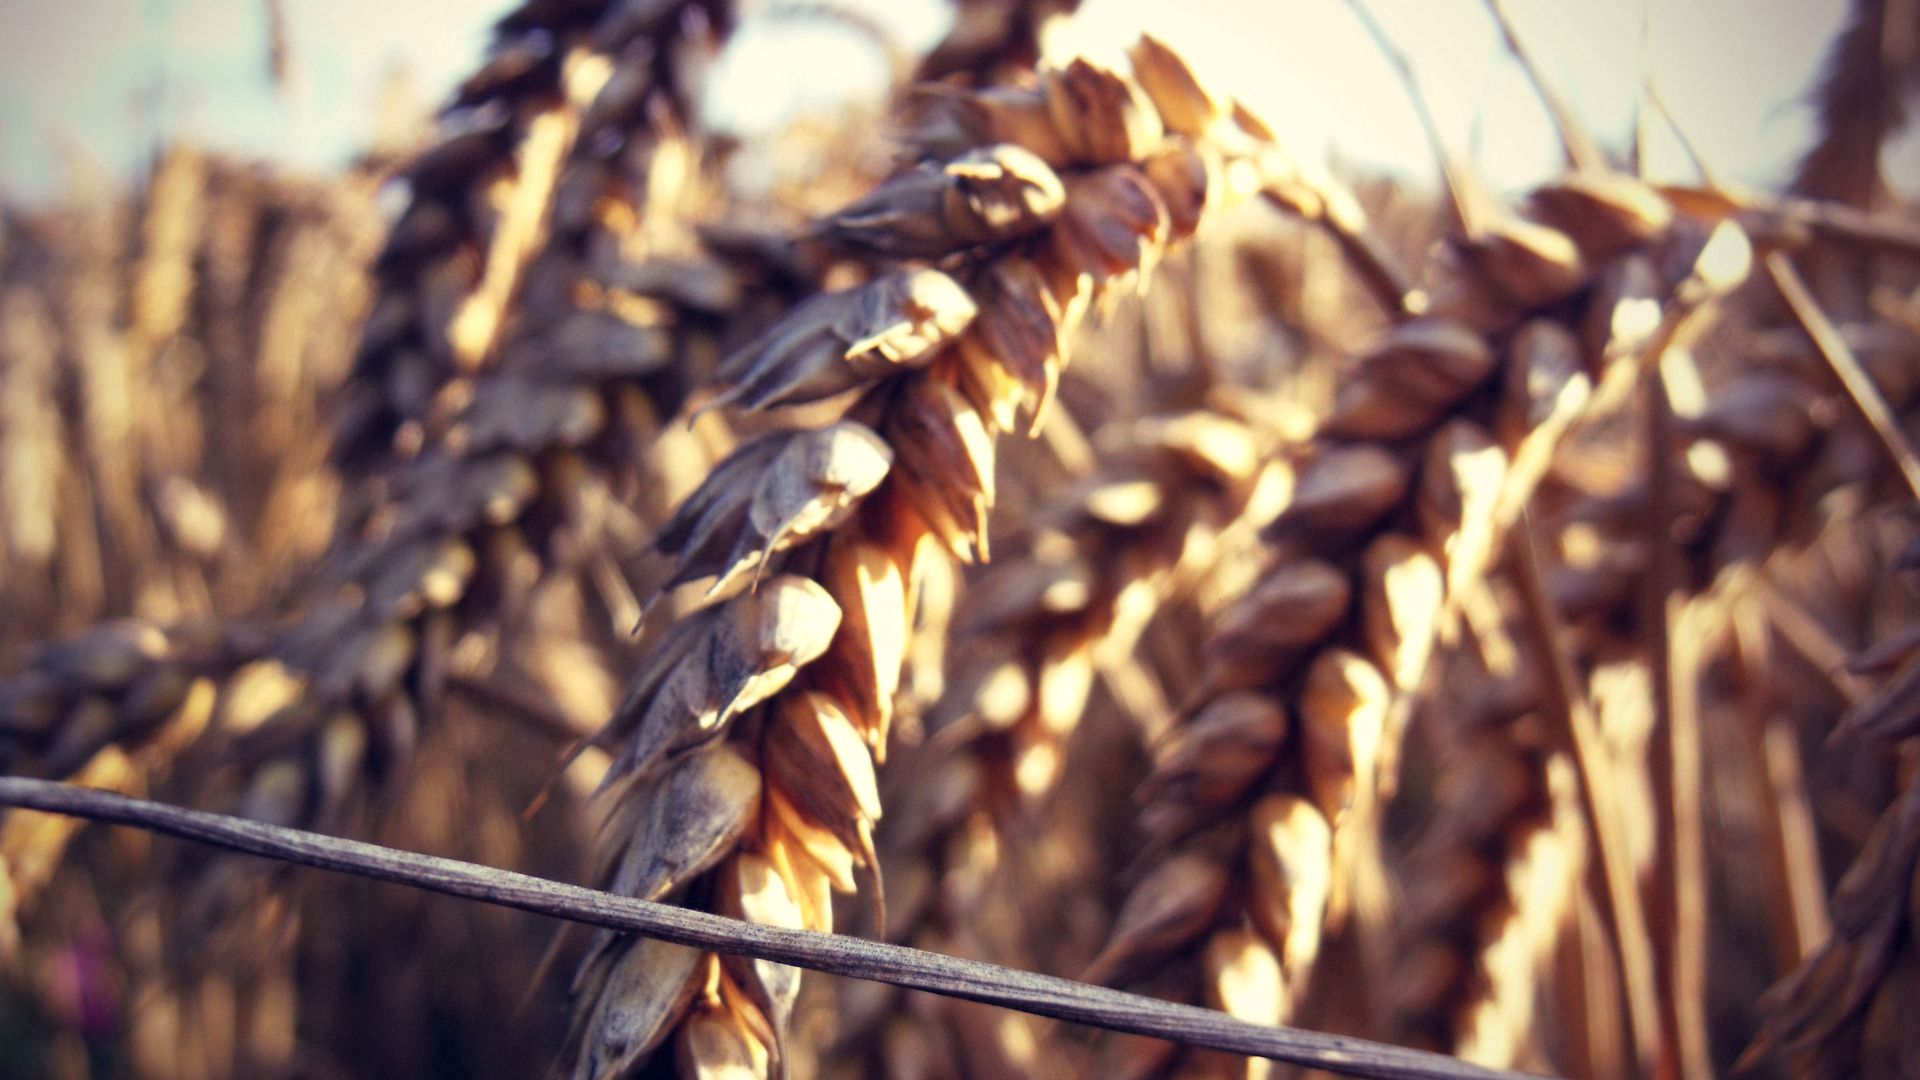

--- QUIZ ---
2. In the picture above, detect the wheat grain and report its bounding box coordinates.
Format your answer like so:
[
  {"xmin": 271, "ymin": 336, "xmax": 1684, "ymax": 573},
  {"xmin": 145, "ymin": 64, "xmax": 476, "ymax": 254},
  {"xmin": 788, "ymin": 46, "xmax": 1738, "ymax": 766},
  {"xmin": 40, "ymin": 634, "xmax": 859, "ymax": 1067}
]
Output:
[
  {"xmin": 820, "ymin": 146, "xmax": 1404, "ymax": 1075},
  {"xmin": 1, "ymin": 5, "xmax": 1914, "ymax": 1075},
  {"xmin": 0, "ymin": 4, "xmax": 1123, "ymax": 1070}
]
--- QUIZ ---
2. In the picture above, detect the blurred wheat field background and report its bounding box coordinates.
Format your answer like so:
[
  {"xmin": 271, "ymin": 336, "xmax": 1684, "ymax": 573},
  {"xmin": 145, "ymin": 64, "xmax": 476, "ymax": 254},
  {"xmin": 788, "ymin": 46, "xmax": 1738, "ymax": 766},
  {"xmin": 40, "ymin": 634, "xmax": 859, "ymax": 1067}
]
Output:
[{"xmin": 0, "ymin": 1, "xmax": 1917, "ymax": 1078}]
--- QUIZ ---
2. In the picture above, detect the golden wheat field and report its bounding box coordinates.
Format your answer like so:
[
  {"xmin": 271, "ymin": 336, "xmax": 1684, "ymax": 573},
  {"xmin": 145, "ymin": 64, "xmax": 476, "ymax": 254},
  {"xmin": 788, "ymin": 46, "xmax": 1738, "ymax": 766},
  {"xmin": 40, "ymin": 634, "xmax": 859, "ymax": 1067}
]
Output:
[{"xmin": 1, "ymin": 1, "xmax": 1918, "ymax": 1077}]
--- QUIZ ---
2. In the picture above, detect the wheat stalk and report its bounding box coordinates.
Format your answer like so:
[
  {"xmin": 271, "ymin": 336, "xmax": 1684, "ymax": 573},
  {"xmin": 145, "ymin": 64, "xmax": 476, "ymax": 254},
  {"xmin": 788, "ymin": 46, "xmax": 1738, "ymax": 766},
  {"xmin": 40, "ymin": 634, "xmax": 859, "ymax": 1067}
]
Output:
[
  {"xmin": 0, "ymin": 6, "xmax": 1115, "ymax": 1070},
  {"xmin": 0, "ymin": 6, "xmax": 1126, "ymax": 1072},
  {"xmin": 3, "ymin": 5, "xmax": 1915, "ymax": 1075},
  {"xmin": 0, "ymin": 151, "xmax": 382, "ymax": 755},
  {"xmin": 0, "ymin": 276, "xmax": 64, "ymax": 634},
  {"xmin": 0, "ymin": 775, "xmax": 1534, "ymax": 1080},
  {"xmin": 333, "ymin": 2, "xmax": 614, "ymax": 482},
  {"xmin": 0, "ymin": 152, "xmax": 389, "ymax": 1077}
]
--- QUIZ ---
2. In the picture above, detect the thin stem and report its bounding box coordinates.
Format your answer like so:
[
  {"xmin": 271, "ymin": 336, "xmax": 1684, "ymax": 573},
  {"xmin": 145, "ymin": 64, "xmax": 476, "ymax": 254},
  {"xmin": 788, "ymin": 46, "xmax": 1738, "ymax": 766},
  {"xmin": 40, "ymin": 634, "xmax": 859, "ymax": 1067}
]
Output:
[
  {"xmin": 1480, "ymin": 0, "xmax": 1606, "ymax": 173},
  {"xmin": 1747, "ymin": 193, "xmax": 1920, "ymax": 259},
  {"xmin": 1730, "ymin": 586, "xmax": 1833, "ymax": 967},
  {"xmin": 1340, "ymin": 0, "xmax": 1487, "ymax": 237},
  {"xmin": 1570, "ymin": 888, "xmax": 1628, "ymax": 1080},
  {"xmin": 1488, "ymin": 267, "xmax": 1724, "ymax": 560},
  {"xmin": 1766, "ymin": 251, "xmax": 1920, "ymax": 500},
  {"xmin": 1755, "ymin": 573, "xmax": 1873, "ymax": 705},
  {"xmin": 1643, "ymin": 369, "xmax": 1713, "ymax": 1080},
  {"xmin": 1644, "ymin": 80, "xmax": 1722, "ymax": 189},
  {"xmin": 1508, "ymin": 518, "xmax": 1664, "ymax": 1075},
  {"xmin": 1637, "ymin": 83, "xmax": 1920, "ymax": 262},
  {"xmin": 0, "ymin": 777, "xmax": 1537, "ymax": 1080}
]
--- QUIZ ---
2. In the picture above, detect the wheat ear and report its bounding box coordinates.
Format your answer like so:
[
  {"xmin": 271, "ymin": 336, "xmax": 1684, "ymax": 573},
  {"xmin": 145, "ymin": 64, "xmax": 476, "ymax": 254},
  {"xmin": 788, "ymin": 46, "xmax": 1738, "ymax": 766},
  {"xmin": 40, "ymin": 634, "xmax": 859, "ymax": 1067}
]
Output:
[
  {"xmin": 837, "ymin": 134, "xmax": 1419, "ymax": 1075},
  {"xmin": 0, "ymin": 3, "xmax": 744, "ymax": 1071},
  {"xmin": 561, "ymin": 36, "xmax": 1308, "ymax": 1077},
  {"xmin": 0, "ymin": 0, "xmax": 735, "ymax": 788},
  {"xmin": 1081, "ymin": 174, "xmax": 1748, "ymax": 1078}
]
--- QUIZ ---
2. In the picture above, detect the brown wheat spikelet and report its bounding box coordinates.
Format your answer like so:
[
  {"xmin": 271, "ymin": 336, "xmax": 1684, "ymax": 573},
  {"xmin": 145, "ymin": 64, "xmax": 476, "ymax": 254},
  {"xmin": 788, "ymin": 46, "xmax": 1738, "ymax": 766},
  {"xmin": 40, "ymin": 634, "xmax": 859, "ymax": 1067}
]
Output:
[
  {"xmin": 331, "ymin": 0, "xmax": 720, "ymax": 482},
  {"xmin": 0, "ymin": 147, "xmax": 383, "ymax": 756},
  {"xmin": 6, "ymin": 6, "xmax": 1918, "ymax": 1078},
  {"xmin": 560, "ymin": 35, "xmax": 1310, "ymax": 1077},
  {"xmin": 0, "ymin": 147, "xmax": 389, "ymax": 1074},
  {"xmin": 0, "ymin": 6, "xmax": 1095, "ymax": 1070},
  {"xmin": 0, "ymin": 0, "xmax": 742, "ymax": 789},
  {"xmin": 1616, "ymin": 287, "xmax": 1920, "ymax": 1073},
  {"xmin": 1078, "ymin": 172, "xmax": 1751, "ymax": 1079},
  {"xmin": 1542, "ymin": 293, "xmax": 1920, "ymax": 649},
  {"xmin": 1528, "ymin": 225, "xmax": 1920, "ymax": 1078},
  {"xmin": 0, "ymin": 2, "xmax": 764, "ymax": 1073}
]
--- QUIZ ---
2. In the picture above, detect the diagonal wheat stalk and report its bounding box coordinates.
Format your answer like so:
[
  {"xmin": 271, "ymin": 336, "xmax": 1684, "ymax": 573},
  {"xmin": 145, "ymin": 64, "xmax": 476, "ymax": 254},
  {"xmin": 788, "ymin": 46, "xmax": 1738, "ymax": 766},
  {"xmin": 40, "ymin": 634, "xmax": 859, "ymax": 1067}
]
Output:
[
  {"xmin": 0, "ymin": 775, "xmax": 1531, "ymax": 1080},
  {"xmin": 0, "ymin": 5, "xmax": 1111, "ymax": 1073}
]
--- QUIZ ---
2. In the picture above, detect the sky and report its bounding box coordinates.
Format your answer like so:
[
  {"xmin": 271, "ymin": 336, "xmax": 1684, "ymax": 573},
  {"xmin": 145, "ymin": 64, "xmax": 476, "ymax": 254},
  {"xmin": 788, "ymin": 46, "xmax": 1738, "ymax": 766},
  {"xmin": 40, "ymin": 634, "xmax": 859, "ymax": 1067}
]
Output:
[{"xmin": 0, "ymin": 0, "xmax": 1912, "ymax": 203}]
